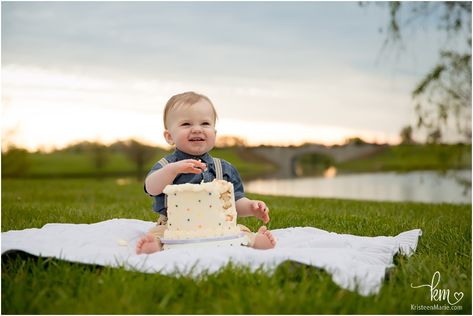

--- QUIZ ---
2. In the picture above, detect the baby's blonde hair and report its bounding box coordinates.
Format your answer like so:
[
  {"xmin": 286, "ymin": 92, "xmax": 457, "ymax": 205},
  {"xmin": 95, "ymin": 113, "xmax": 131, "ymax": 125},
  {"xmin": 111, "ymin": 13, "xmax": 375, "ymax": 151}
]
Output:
[{"xmin": 163, "ymin": 91, "xmax": 217, "ymax": 129}]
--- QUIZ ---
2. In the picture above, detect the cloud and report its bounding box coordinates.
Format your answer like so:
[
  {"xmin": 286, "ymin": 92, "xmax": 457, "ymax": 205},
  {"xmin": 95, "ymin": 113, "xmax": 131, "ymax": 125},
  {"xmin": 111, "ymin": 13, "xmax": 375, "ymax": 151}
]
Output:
[
  {"xmin": 2, "ymin": 64, "xmax": 411, "ymax": 150},
  {"xmin": 2, "ymin": 2, "xmax": 440, "ymax": 79},
  {"xmin": 1, "ymin": 2, "xmax": 450, "ymax": 148}
]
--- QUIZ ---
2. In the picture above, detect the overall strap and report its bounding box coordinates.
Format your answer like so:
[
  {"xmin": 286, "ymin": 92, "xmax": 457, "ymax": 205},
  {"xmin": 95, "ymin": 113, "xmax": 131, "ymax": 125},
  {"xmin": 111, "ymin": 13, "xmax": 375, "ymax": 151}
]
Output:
[
  {"xmin": 212, "ymin": 157, "xmax": 223, "ymax": 180},
  {"xmin": 157, "ymin": 157, "xmax": 169, "ymax": 168},
  {"xmin": 158, "ymin": 157, "xmax": 169, "ymax": 209}
]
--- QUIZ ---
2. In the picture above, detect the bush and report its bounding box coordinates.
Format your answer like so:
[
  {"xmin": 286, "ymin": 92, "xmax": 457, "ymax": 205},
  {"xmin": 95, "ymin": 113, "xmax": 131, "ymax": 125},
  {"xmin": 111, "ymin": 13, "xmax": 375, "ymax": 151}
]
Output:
[{"xmin": 1, "ymin": 147, "xmax": 31, "ymax": 177}]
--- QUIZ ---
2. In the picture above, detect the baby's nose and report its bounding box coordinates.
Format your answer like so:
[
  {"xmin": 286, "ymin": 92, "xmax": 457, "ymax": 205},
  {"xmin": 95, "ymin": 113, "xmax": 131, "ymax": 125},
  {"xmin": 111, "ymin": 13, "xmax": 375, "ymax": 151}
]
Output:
[{"xmin": 191, "ymin": 125, "xmax": 203, "ymax": 132}]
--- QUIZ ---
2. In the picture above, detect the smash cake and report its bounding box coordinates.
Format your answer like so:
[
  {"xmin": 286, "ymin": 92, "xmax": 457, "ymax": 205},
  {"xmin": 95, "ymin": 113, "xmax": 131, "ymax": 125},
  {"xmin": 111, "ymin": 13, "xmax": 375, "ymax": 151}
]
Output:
[{"xmin": 161, "ymin": 179, "xmax": 246, "ymax": 249}]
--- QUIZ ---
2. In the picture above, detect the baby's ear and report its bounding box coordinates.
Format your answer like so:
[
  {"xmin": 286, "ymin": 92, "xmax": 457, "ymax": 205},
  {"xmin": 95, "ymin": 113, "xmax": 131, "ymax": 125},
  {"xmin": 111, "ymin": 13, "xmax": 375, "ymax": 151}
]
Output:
[{"xmin": 163, "ymin": 130, "xmax": 174, "ymax": 145}]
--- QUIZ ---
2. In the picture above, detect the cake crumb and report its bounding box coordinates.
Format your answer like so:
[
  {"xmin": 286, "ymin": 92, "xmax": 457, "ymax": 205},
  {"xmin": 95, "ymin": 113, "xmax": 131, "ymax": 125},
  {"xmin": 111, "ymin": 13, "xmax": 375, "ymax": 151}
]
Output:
[{"xmin": 117, "ymin": 239, "xmax": 128, "ymax": 246}]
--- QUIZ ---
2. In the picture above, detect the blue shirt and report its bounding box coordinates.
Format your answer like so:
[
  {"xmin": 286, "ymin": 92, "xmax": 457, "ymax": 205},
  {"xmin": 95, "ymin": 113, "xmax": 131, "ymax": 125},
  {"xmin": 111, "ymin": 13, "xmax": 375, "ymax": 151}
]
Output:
[{"xmin": 144, "ymin": 149, "xmax": 245, "ymax": 216}]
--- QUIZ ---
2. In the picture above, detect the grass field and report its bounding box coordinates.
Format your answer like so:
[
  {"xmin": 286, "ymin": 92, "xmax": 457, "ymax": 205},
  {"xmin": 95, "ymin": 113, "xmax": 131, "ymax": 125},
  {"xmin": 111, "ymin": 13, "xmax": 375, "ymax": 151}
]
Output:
[
  {"xmin": 2, "ymin": 178, "xmax": 471, "ymax": 314},
  {"xmin": 335, "ymin": 144, "xmax": 471, "ymax": 173},
  {"xmin": 3, "ymin": 147, "xmax": 276, "ymax": 180}
]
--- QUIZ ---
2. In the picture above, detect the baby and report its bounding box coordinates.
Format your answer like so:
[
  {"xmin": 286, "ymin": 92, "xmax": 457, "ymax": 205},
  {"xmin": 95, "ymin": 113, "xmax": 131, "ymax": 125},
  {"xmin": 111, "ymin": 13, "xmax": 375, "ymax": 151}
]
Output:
[{"xmin": 136, "ymin": 91, "xmax": 277, "ymax": 254}]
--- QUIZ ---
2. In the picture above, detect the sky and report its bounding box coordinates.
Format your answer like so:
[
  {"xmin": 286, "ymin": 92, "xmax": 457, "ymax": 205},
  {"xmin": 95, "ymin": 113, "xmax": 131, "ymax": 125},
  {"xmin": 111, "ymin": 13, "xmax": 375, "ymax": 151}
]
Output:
[{"xmin": 1, "ymin": 1, "xmax": 455, "ymax": 151}]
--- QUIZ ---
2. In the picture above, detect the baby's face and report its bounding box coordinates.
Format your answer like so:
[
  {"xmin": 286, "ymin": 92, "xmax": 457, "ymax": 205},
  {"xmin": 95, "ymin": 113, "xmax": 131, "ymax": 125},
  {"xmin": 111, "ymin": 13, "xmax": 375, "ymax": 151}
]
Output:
[{"xmin": 164, "ymin": 99, "xmax": 216, "ymax": 156}]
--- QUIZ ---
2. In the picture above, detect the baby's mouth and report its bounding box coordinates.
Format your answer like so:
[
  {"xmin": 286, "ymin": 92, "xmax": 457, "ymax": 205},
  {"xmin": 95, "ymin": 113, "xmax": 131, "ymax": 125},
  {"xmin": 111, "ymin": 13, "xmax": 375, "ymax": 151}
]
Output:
[{"xmin": 189, "ymin": 137, "xmax": 205, "ymax": 142}]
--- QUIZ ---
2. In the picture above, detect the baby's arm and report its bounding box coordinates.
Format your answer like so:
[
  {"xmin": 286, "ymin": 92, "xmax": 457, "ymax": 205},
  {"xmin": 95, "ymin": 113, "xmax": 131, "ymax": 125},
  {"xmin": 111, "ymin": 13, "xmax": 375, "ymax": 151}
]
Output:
[
  {"xmin": 235, "ymin": 197, "xmax": 270, "ymax": 223},
  {"xmin": 145, "ymin": 159, "xmax": 207, "ymax": 196}
]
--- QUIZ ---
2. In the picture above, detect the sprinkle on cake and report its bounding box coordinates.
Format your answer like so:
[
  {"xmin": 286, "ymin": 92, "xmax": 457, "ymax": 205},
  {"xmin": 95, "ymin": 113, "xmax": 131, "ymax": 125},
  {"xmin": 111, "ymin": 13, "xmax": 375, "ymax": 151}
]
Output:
[{"xmin": 162, "ymin": 180, "xmax": 241, "ymax": 240}]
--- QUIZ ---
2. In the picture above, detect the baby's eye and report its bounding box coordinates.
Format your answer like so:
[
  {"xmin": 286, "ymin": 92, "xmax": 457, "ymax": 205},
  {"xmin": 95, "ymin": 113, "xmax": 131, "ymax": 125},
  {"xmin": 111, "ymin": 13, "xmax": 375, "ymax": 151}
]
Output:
[
  {"xmin": 181, "ymin": 123, "xmax": 191, "ymax": 126},
  {"xmin": 202, "ymin": 122, "xmax": 211, "ymax": 126}
]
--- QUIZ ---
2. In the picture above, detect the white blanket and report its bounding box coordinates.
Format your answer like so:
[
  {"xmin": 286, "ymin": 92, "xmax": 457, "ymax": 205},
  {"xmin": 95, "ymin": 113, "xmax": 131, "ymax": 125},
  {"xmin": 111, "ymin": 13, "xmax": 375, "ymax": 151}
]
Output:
[{"xmin": 1, "ymin": 219, "xmax": 421, "ymax": 296}]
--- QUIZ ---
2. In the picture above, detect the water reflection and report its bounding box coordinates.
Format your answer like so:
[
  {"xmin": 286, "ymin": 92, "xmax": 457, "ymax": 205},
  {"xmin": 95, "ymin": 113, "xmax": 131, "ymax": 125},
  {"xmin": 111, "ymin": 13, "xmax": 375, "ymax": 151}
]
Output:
[
  {"xmin": 245, "ymin": 169, "xmax": 471, "ymax": 204},
  {"xmin": 323, "ymin": 166, "xmax": 337, "ymax": 178}
]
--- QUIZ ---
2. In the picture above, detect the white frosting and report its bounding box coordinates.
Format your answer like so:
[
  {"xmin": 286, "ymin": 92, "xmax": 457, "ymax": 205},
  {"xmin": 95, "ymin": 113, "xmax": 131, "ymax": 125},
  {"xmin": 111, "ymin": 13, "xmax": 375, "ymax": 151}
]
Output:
[
  {"xmin": 163, "ymin": 180, "xmax": 232, "ymax": 194},
  {"xmin": 163, "ymin": 180, "xmax": 239, "ymax": 240}
]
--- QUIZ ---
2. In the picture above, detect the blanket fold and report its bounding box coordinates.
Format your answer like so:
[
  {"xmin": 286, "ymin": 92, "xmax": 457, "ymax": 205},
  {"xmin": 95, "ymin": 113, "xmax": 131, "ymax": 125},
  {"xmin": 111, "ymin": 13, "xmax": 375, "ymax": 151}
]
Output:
[{"xmin": 1, "ymin": 219, "xmax": 422, "ymax": 296}]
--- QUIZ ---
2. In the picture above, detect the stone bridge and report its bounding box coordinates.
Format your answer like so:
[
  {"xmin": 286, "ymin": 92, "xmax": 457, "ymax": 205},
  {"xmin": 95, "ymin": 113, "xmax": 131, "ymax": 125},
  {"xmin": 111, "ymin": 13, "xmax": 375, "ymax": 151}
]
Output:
[{"xmin": 248, "ymin": 143, "xmax": 387, "ymax": 178}]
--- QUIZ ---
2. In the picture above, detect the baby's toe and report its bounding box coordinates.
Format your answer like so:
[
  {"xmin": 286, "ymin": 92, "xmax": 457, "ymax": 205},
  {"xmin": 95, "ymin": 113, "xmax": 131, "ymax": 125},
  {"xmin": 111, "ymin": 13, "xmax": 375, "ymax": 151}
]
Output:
[
  {"xmin": 264, "ymin": 231, "xmax": 276, "ymax": 245},
  {"xmin": 257, "ymin": 226, "xmax": 268, "ymax": 234}
]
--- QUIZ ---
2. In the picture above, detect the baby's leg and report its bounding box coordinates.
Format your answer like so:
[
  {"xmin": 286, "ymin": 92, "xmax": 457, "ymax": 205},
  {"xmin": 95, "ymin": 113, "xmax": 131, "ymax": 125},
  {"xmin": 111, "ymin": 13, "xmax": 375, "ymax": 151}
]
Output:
[
  {"xmin": 136, "ymin": 234, "xmax": 162, "ymax": 254},
  {"xmin": 252, "ymin": 226, "xmax": 276, "ymax": 249}
]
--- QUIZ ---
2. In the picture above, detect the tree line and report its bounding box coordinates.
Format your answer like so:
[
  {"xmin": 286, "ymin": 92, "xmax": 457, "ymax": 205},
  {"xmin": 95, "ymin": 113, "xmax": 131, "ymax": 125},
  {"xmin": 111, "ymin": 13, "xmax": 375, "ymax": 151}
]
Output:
[{"xmin": 1, "ymin": 139, "xmax": 161, "ymax": 178}]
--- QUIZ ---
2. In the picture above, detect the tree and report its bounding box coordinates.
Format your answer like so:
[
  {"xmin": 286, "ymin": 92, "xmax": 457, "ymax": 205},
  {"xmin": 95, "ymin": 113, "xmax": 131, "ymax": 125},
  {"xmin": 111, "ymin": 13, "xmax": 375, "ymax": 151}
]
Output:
[
  {"xmin": 400, "ymin": 125, "xmax": 415, "ymax": 144},
  {"xmin": 90, "ymin": 142, "xmax": 109, "ymax": 174},
  {"xmin": 371, "ymin": 2, "xmax": 471, "ymax": 143},
  {"xmin": 1, "ymin": 128, "xmax": 30, "ymax": 177},
  {"xmin": 344, "ymin": 137, "xmax": 368, "ymax": 146},
  {"xmin": 1, "ymin": 145, "xmax": 30, "ymax": 177},
  {"xmin": 215, "ymin": 135, "xmax": 247, "ymax": 148},
  {"xmin": 122, "ymin": 139, "xmax": 157, "ymax": 178}
]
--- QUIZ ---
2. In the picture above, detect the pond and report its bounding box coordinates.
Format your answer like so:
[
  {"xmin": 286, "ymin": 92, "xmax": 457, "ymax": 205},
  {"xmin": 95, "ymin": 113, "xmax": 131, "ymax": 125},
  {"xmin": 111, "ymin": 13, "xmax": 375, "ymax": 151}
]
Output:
[{"xmin": 245, "ymin": 169, "xmax": 471, "ymax": 204}]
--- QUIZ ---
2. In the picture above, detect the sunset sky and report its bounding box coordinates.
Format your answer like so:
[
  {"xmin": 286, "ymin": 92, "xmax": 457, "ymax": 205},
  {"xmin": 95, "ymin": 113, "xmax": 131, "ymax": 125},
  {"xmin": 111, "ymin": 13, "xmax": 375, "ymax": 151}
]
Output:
[{"xmin": 1, "ymin": 1, "xmax": 456, "ymax": 151}]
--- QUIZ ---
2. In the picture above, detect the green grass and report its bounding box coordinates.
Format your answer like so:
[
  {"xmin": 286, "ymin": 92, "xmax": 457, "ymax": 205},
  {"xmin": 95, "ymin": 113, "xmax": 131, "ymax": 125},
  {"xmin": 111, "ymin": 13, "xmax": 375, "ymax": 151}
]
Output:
[
  {"xmin": 13, "ymin": 151, "xmax": 163, "ymax": 178},
  {"xmin": 2, "ymin": 178, "xmax": 471, "ymax": 314},
  {"xmin": 210, "ymin": 148, "xmax": 277, "ymax": 178},
  {"xmin": 335, "ymin": 144, "xmax": 471, "ymax": 173},
  {"xmin": 27, "ymin": 151, "xmax": 144, "ymax": 177},
  {"xmin": 10, "ymin": 147, "xmax": 273, "ymax": 179}
]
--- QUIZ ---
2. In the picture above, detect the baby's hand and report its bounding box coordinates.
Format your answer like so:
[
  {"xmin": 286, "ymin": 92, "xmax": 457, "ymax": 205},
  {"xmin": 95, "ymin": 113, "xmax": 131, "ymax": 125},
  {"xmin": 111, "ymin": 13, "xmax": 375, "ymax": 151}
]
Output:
[
  {"xmin": 250, "ymin": 200, "xmax": 270, "ymax": 224},
  {"xmin": 171, "ymin": 159, "xmax": 207, "ymax": 175}
]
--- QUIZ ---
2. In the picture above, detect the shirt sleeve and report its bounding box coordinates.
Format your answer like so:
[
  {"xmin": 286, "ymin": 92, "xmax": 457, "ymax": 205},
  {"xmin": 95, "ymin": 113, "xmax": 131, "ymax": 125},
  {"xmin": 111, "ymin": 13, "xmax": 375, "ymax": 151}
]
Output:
[{"xmin": 144, "ymin": 159, "xmax": 166, "ymax": 196}]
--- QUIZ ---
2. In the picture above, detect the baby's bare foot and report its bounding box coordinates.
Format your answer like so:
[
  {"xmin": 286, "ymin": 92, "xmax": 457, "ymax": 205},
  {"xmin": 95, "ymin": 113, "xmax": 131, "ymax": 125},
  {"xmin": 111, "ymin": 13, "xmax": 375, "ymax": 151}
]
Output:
[
  {"xmin": 252, "ymin": 226, "xmax": 276, "ymax": 249},
  {"xmin": 136, "ymin": 234, "xmax": 162, "ymax": 254}
]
